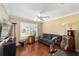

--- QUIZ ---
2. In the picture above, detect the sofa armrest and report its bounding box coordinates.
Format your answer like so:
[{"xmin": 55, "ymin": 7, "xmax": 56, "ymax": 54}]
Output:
[
  {"xmin": 51, "ymin": 37, "xmax": 58, "ymax": 41},
  {"xmin": 38, "ymin": 35, "xmax": 43, "ymax": 40},
  {"xmin": 51, "ymin": 36, "xmax": 62, "ymax": 45}
]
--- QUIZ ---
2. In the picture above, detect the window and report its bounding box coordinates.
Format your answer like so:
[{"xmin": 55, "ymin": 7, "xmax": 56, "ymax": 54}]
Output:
[
  {"xmin": 20, "ymin": 22, "xmax": 38, "ymax": 40},
  {"xmin": 0, "ymin": 19, "xmax": 12, "ymax": 41}
]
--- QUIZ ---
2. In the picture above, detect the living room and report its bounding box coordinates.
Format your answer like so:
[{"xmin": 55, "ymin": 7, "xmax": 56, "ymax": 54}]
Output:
[{"xmin": 0, "ymin": 3, "xmax": 79, "ymax": 56}]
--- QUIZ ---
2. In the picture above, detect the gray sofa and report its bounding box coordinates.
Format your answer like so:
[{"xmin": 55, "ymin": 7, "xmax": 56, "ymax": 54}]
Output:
[{"xmin": 38, "ymin": 33, "xmax": 62, "ymax": 46}]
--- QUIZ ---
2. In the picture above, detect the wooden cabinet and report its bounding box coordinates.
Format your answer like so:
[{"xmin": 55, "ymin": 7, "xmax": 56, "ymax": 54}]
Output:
[{"xmin": 3, "ymin": 42, "xmax": 16, "ymax": 56}]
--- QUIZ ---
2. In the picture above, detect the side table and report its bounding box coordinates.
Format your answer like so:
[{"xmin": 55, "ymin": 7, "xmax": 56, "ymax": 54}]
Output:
[
  {"xmin": 27, "ymin": 36, "xmax": 35, "ymax": 44},
  {"xmin": 19, "ymin": 40, "xmax": 26, "ymax": 47}
]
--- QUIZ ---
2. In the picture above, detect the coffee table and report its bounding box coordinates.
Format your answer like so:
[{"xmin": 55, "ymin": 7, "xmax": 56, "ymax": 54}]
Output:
[{"xmin": 19, "ymin": 40, "xmax": 26, "ymax": 47}]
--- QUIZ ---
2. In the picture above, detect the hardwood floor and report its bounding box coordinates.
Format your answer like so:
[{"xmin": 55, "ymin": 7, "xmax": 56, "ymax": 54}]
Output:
[
  {"xmin": 16, "ymin": 42, "xmax": 79, "ymax": 56},
  {"xmin": 16, "ymin": 42, "xmax": 50, "ymax": 56}
]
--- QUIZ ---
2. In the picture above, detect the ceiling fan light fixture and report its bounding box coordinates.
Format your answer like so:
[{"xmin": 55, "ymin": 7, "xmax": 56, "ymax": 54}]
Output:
[{"xmin": 37, "ymin": 13, "xmax": 50, "ymax": 19}]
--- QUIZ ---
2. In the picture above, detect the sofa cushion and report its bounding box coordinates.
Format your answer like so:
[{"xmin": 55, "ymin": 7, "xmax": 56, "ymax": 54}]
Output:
[
  {"xmin": 43, "ymin": 34, "xmax": 52, "ymax": 39},
  {"xmin": 38, "ymin": 33, "xmax": 62, "ymax": 46}
]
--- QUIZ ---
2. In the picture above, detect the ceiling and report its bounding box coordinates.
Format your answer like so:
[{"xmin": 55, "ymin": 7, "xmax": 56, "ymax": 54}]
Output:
[{"xmin": 3, "ymin": 3, "xmax": 79, "ymax": 22}]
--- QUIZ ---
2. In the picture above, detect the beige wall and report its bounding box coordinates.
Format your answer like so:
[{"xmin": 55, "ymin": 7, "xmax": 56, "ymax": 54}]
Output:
[{"xmin": 43, "ymin": 13, "xmax": 79, "ymax": 51}]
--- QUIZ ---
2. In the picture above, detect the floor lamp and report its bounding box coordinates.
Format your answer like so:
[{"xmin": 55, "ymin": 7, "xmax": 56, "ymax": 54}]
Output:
[{"xmin": 12, "ymin": 23, "xmax": 17, "ymax": 43}]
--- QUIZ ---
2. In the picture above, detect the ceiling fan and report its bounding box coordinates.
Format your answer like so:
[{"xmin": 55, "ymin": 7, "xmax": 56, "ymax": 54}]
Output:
[{"xmin": 37, "ymin": 10, "xmax": 50, "ymax": 21}]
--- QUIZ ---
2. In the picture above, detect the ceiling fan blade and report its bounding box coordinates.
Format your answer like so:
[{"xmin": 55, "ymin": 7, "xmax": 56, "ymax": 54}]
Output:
[
  {"xmin": 39, "ymin": 18, "xmax": 45, "ymax": 21},
  {"xmin": 37, "ymin": 15, "xmax": 50, "ymax": 21},
  {"xmin": 37, "ymin": 10, "xmax": 50, "ymax": 21}
]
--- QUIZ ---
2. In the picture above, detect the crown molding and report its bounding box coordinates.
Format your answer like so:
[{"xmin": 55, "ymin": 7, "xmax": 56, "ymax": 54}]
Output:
[{"xmin": 44, "ymin": 11, "xmax": 79, "ymax": 22}]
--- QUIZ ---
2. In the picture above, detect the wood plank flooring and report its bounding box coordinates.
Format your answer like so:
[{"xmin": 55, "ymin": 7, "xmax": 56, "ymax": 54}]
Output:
[
  {"xmin": 16, "ymin": 42, "xmax": 50, "ymax": 56},
  {"xmin": 16, "ymin": 42, "xmax": 79, "ymax": 56}
]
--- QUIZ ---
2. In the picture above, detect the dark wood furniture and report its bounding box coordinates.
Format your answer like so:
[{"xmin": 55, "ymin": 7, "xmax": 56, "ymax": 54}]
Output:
[
  {"xmin": 60, "ymin": 30, "xmax": 75, "ymax": 51},
  {"xmin": 27, "ymin": 36, "xmax": 35, "ymax": 44},
  {"xmin": 19, "ymin": 40, "xmax": 26, "ymax": 47},
  {"xmin": 3, "ymin": 42, "xmax": 16, "ymax": 56}
]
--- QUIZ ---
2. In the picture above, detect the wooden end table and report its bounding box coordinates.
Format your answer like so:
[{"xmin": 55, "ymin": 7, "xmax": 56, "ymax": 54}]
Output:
[{"xmin": 27, "ymin": 36, "xmax": 35, "ymax": 44}]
